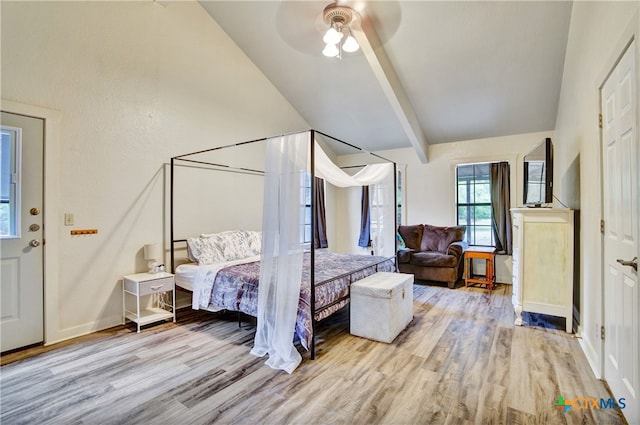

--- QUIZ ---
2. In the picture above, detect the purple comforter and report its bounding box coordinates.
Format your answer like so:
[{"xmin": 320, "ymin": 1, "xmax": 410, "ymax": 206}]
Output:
[{"xmin": 206, "ymin": 251, "xmax": 395, "ymax": 350}]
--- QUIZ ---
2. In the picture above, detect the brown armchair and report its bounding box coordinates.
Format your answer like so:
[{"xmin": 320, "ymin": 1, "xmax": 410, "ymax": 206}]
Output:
[{"xmin": 397, "ymin": 224, "xmax": 467, "ymax": 289}]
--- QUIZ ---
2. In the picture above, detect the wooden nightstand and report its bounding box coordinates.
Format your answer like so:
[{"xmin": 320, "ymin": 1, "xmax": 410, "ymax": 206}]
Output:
[
  {"xmin": 464, "ymin": 246, "xmax": 497, "ymax": 291},
  {"xmin": 122, "ymin": 272, "xmax": 176, "ymax": 332}
]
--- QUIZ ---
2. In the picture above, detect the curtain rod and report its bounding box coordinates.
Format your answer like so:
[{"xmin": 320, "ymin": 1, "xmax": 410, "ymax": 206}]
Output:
[
  {"xmin": 172, "ymin": 129, "xmax": 312, "ymax": 160},
  {"xmin": 314, "ymin": 130, "xmax": 394, "ymax": 164},
  {"xmin": 172, "ymin": 129, "xmax": 395, "ymax": 165},
  {"xmin": 175, "ymin": 158, "xmax": 264, "ymax": 174}
]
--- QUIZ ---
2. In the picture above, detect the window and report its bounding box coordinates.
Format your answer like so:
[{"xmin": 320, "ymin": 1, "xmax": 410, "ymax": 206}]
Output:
[
  {"xmin": 456, "ymin": 163, "xmax": 494, "ymax": 246},
  {"xmin": 396, "ymin": 168, "xmax": 403, "ymax": 225},
  {"xmin": 1, "ymin": 126, "xmax": 20, "ymax": 238},
  {"xmin": 370, "ymin": 183, "xmax": 383, "ymax": 241},
  {"xmin": 524, "ymin": 160, "xmax": 545, "ymax": 203},
  {"xmin": 300, "ymin": 172, "xmax": 311, "ymax": 244}
]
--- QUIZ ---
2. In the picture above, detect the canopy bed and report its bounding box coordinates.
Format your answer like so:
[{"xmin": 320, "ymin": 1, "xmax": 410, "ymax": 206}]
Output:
[{"xmin": 170, "ymin": 130, "xmax": 397, "ymax": 373}]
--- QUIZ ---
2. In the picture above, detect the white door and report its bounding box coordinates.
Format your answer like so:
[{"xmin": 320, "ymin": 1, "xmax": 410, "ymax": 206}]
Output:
[
  {"xmin": 0, "ymin": 111, "xmax": 44, "ymax": 352},
  {"xmin": 601, "ymin": 40, "xmax": 638, "ymax": 424}
]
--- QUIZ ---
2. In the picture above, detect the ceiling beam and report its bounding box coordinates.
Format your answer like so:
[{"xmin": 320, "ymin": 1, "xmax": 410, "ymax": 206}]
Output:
[{"xmin": 351, "ymin": 15, "xmax": 429, "ymax": 163}]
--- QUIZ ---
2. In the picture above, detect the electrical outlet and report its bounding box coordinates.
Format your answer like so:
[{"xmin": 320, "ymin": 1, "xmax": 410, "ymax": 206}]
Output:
[{"xmin": 64, "ymin": 213, "xmax": 74, "ymax": 226}]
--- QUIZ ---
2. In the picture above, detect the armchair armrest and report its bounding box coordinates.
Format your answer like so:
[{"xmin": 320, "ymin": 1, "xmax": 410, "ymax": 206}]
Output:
[
  {"xmin": 446, "ymin": 241, "xmax": 468, "ymax": 259},
  {"xmin": 397, "ymin": 248, "xmax": 417, "ymax": 264}
]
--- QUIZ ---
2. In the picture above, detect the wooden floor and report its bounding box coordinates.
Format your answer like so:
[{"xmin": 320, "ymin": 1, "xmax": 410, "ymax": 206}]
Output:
[{"xmin": 0, "ymin": 282, "xmax": 626, "ymax": 425}]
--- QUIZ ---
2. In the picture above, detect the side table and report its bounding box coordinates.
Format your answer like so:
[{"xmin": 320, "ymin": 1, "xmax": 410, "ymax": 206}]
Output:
[
  {"xmin": 464, "ymin": 246, "xmax": 497, "ymax": 291},
  {"xmin": 123, "ymin": 272, "xmax": 176, "ymax": 332}
]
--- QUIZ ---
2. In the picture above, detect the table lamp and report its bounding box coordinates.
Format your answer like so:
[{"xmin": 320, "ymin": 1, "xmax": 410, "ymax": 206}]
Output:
[{"xmin": 143, "ymin": 243, "xmax": 163, "ymax": 273}]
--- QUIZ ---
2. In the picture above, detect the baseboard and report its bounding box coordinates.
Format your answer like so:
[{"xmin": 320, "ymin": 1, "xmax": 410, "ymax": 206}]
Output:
[
  {"xmin": 578, "ymin": 332, "xmax": 602, "ymax": 379},
  {"xmin": 496, "ymin": 276, "xmax": 512, "ymax": 284},
  {"xmin": 44, "ymin": 314, "xmax": 124, "ymax": 346}
]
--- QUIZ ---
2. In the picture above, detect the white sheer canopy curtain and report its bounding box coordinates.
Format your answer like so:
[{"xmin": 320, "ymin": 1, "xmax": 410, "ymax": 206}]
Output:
[
  {"xmin": 370, "ymin": 169, "xmax": 396, "ymax": 257},
  {"xmin": 251, "ymin": 131, "xmax": 395, "ymax": 373},
  {"xmin": 313, "ymin": 141, "xmax": 392, "ymax": 187},
  {"xmin": 314, "ymin": 140, "xmax": 395, "ymax": 256},
  {"xmin": 250, "ymin": 132, "xmax": 309, "ymax": 374}
]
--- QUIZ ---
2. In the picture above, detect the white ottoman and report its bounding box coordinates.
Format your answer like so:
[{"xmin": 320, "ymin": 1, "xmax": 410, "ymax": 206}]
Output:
[{"xmin": 350, "ymin": 272, "xmax": 414, "ymax": 343}]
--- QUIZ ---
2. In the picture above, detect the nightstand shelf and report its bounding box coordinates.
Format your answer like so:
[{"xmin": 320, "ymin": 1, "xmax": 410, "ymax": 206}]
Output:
[
  {"xmin": 124, "ymin": 307, "xmax": 174, "ymax": 327},
  {"xmin": 123, "ymin": 272, "xmax": 176, "ymax": 333}
]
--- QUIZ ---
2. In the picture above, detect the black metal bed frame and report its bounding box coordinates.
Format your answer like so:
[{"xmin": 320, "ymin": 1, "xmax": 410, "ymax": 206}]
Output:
[{"xmin": 170, "ymin": 129, "xmax": 397, "ymax": 359}]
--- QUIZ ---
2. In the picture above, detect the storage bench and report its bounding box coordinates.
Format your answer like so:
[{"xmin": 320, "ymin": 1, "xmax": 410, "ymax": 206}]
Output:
[{"xmin": 350, "ymin": 272, "xmax": 414, "ymax": 343}]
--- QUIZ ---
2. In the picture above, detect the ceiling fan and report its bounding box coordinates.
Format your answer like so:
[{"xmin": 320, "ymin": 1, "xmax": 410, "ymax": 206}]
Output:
[{"xmin": 274, "ymin": 1, "xmax": 402, "ymax": 58}]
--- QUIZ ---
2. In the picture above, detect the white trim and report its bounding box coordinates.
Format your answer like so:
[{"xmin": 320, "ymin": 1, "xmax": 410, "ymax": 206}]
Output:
[
  {"xmin": 1, "ymin": 99, "xmax": 61, "ymax": 346},
  {"xmin": 396, "ymin": 163, "xmax": 407, "ymax": 225},
  {"xmin": 0, "ymin": 125, "xmax": 22, "ymax": 239},
  {"xmin": 48, "ymin": 314, "xmax": 124, "ymax": 344},
  {"xmin": 579, "ymin": 333, "xmax": 602, "ymax": 380}
]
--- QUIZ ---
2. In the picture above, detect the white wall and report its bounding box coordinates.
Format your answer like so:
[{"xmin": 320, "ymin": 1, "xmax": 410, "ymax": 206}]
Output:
[
  {"xmin": 332, "ymin": 169, "xmax": 396, "ymax": 258},
  {"xmin": 335, "ymin": 185, "xmax": 372, "ymax": 256},
  {"xmin": 1, "ymin": 1, "xmax": 308, "ymax": 343},
  {"xmin": 398, "ymin": 131, "xmax": 556, "ymax": 224},
  {"xmin": 336, "ymin": 131, "xmax": 554, "ymax": 284},
  {"xmin": 554, "ymin": 2, "xmax": 640, "ymax": 376}
]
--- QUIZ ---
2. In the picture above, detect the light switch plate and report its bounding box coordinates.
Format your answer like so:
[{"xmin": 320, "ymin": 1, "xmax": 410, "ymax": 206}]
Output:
[{"xmin": 64, "ymin": 213, "xmax": 74, "ymax": 226}]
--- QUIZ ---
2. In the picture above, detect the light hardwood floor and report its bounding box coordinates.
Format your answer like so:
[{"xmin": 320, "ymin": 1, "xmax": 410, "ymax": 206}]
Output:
[{"xmin": 0, "ymin": 283, "xmax": 626, "ymax": 425}]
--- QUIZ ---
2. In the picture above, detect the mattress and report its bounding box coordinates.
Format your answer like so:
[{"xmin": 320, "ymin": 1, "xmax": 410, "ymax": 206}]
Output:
[{"xmin": 175, "ymin": 262, "xmax": 205, "ymax": 292}]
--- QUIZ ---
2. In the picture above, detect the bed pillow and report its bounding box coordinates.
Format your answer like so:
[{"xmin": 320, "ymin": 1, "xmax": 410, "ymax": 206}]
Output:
[
  {"xmin": 208, "ymin": 231, "xmax": 247, "ymax": 262},
  {"xmin": 246, "ymin": 230, "xmax": 262, "ymax": 256},
  {"xmin": 192, "ymin": 230, "xmax": 262, "ymax": 263},
  {"xmin": 186, "ymin": 236, "xmax": 226, "ymax": 265},
  {"xmin": 202, "ymin": 230, "xmax": 262, "ymax": 255}
]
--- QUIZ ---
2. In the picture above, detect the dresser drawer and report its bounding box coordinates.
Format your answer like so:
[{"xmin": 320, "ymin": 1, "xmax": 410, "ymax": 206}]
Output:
[{"xmin": 138, "ymin": 276, "xmax": 174, "ymax": 296}]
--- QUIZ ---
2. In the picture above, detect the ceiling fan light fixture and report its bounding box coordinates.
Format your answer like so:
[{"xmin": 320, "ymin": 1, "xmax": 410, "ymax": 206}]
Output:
[
  {"xmin": 342, "ymin": 34, "xmax": 359, "ymax": 53},
  {"xmin": 323, "ymin": 26, "xmax": 343, "ymax": 45},
  {"xmin": 322, "ymin": 43, "xmax": 340, "ymax": 58},
  {"xmin": 321, "ymin": 2, "xmax": 359, "ymax": 59}
]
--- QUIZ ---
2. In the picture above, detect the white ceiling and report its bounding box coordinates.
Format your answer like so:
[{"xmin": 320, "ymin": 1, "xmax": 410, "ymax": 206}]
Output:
[{"xmin": 198, "ymin": 1, "xmax": 572, "ymax": 160}]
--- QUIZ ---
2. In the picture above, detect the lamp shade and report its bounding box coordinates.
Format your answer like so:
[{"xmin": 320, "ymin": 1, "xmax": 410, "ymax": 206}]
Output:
[
  {"xmin": 143, "ymin": 243, "xmax": 162, "ymax": 261},
  {"xmin": 322, "ymin": 43, "xmax": 339, "ymax": 58},
  {"xmin": 342, "ymin": 35, "xmax": 359, "ymax": 53},
  {"xmin": 323, "ymin": 27, "xmax": 343, "ymax": 45}
]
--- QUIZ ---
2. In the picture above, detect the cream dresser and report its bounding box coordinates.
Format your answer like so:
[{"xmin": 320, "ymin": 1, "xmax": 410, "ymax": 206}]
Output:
[{"xmin": 510, "ymin": 208, "xmax": 574, "ymax": 333}]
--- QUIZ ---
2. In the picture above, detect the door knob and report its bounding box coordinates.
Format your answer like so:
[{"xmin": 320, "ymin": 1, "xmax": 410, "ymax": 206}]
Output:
[
  {"xmin": 30, "ymin": 207, "xmax": 40, "ymax": 215},
  {"xmin": 29, "ymin": 224, "xmax": 40, "ymax": 231},
  {"xmin": 30, "ymin": 239, "xmax": 41, "ymax": 247},
  {"xmin": 616, "ymin": 257, "xmax": 638, "ymax": 272}
]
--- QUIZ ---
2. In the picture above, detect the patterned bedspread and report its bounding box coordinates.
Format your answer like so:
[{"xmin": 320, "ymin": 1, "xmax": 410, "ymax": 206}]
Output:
[{"xmin": 205, "ymin": 251, "xmax": 395, "ymax": 350}]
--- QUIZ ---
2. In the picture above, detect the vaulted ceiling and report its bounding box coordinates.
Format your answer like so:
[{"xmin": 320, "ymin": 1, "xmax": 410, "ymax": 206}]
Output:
[{"xmin": 199, "ymin": 1, "xmax": 572, "ymax": 161}]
